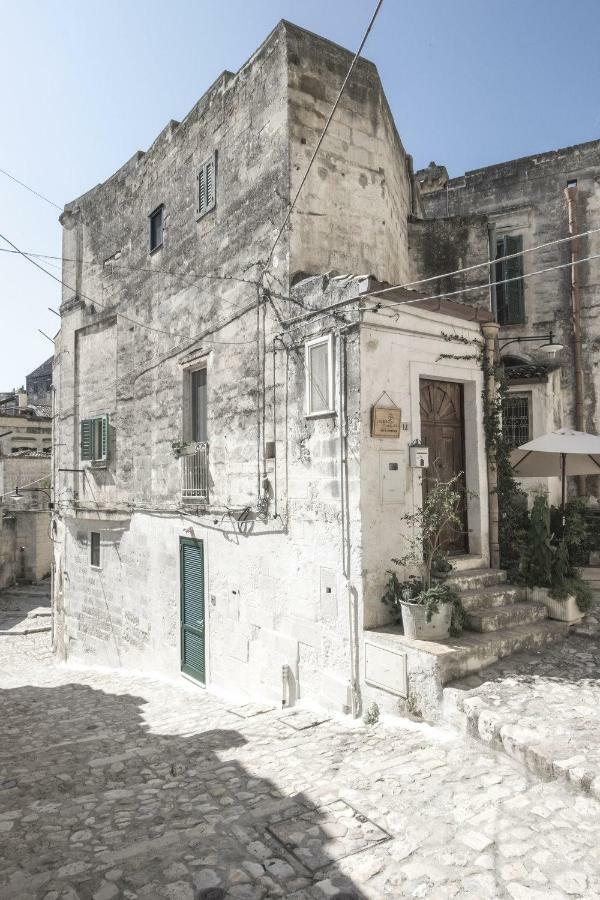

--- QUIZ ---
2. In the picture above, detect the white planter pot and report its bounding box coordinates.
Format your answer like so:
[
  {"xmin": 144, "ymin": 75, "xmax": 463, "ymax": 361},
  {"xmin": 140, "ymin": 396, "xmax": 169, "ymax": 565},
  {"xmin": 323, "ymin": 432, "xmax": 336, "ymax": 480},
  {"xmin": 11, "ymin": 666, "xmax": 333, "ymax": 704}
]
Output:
[
  {"xmin": 400, "ymin": 599, "xmax": 452, "ymax": 641},
  {"xmin": 527, "ymin": 586, "xmax": 583, "ymax": 624}
]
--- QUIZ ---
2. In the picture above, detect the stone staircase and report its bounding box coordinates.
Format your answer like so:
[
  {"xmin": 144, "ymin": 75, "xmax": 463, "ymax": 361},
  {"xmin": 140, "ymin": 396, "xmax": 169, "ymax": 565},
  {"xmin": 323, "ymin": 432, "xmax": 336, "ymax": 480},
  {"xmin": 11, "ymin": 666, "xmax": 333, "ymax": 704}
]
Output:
[
  {"xmin": 440, "ymin": 567, "xmax": 569, "ymax": 684},
  {"xmin": 364, "ymin": 561, "xmax": 570, "ymax": 721}
]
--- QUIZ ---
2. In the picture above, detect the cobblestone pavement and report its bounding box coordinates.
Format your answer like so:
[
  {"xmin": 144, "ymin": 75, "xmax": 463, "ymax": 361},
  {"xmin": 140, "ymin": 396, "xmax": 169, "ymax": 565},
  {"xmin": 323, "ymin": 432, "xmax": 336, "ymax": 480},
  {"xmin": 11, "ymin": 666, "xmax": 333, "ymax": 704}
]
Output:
[
  {"xmin": 445, "ymin": 574, "xmax": 600, "ymax": 796},
  {"xmin": 3, "ymin": 634, "xmax": 600, "ymax": 899},
  {"xmin": 0, "ymin": 581, "xmax": 51, "ymax": 635}
]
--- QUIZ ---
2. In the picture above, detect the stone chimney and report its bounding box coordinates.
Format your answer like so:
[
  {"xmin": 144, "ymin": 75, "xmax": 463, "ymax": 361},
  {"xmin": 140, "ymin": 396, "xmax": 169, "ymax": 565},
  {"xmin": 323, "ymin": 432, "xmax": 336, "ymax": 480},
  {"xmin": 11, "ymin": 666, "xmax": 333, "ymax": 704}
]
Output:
[
  {"xmin": 415, "ymin": 161, "xmax": 449, "ymax": 195},
  {"xmin": 17, "ymin": 391, "xmax": 28, "ymax": 410}
]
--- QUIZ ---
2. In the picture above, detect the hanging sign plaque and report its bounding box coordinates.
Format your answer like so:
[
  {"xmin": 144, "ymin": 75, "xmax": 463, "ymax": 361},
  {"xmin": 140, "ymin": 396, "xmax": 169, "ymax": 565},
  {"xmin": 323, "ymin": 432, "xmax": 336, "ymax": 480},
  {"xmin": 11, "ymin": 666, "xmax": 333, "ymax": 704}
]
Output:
[{"xmin": 371, "ymin": 405, "xmax": 402, "ymax": 438}]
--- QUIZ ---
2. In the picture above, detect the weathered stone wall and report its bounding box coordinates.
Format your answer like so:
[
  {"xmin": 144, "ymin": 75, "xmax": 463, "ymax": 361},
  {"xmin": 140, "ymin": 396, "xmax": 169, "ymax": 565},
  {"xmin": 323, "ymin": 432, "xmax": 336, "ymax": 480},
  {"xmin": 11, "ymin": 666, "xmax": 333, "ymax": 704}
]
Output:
[
  {"xmin": 15, "ymin": 510, "xmax": 52, "ymax": 582},
  {"xmin": 54, "ymin": 22, "xmax": 412, "ymax": 710},
  {"xmin": 0, "ymin": 413, "xmax": 51, "ymax": 455},
  {"xmin": 408, "ymin": 215, "xmax": 491, "ymax": 309},
  {"xmin": 0, "ymin": 515, "xmax": 16, "ymax": 589},
  {"xmin": 287, "ymin": 26, "xmax": 413, "ymax": 285},
  {"xmin": 418, "ymin": 141, "xmax": 600, "ymax": 446},
  {"xmin": 0, "ymin": 456, "xmax": 51, "ymax": 511}
]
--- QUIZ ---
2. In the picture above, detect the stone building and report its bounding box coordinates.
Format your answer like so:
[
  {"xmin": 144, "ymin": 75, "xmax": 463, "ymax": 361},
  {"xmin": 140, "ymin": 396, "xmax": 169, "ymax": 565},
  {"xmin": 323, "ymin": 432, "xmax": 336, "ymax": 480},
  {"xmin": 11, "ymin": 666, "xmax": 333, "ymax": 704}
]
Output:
[
  {"xmin": 415, "ymin": 140, "xmax": 600, "ymax": 500},
  {"xmin": 52, "ymin": 21, "xmax": 597, "ymax": 717},
  {"xmin": 0, "ymin": 359, "xmax": 53, "ymax": 587}
]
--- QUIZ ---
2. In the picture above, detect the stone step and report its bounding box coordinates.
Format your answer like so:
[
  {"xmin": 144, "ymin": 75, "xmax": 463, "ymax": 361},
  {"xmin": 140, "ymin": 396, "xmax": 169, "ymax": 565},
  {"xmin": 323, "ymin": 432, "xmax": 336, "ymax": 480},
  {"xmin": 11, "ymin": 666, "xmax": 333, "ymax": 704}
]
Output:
[
  {"xmin": 437, "ymin": 620, "xmax": 569, "ymax": 685},
  {"xmin": 445, "ymin": 568, "xmax": 507, "ymax": 592},
  {"xmin": 447, "ymin": 554, "xmax": 487, "ymax": 573},
  {"xmin": 465, "ymin": 601, "xmax": 547, "ymax": 633},
  {"xmin": 459, "ymin": 584, "xmax": 522, "ymax": 612}
]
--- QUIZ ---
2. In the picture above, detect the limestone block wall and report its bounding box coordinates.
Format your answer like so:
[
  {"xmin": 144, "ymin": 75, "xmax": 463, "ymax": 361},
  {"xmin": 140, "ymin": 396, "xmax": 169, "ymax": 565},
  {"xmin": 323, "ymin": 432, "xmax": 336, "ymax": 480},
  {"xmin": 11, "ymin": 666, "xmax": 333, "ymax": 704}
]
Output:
[
  {"xmin": 419, "ymin": 140, "xmax": 600, "ymax": 445},
  {"xmin": 287, "ymin": 25, "xmax": 413, "ymax": 286},
  {"xmin": 15, "ymin": 510, "xmax": 52, "ymax": 582},
  {"xmin": 0, "ymin": 515, "xmax": 16, "ymax": 589},
  {"xmin": 0, "ymin": 456, "xmax": 51, "ymax": 512}
]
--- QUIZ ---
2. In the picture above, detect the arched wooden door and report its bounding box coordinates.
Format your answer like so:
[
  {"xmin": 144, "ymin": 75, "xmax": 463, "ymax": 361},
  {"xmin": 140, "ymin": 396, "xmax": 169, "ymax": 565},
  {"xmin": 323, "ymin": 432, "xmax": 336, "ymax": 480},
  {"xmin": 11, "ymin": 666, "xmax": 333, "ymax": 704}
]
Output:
[{"xmin": 419, "ymin": 379, "xmax": 468, "ymax": 555}]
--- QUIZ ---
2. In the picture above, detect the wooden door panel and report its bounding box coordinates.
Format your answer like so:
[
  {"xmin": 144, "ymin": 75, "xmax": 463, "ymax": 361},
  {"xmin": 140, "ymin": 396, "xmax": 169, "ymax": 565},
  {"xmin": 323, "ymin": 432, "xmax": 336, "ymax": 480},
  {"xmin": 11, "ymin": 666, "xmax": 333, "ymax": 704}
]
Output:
[{"xmin": 419, "ymin": 380, "xmax": 468, "ymax": 554}]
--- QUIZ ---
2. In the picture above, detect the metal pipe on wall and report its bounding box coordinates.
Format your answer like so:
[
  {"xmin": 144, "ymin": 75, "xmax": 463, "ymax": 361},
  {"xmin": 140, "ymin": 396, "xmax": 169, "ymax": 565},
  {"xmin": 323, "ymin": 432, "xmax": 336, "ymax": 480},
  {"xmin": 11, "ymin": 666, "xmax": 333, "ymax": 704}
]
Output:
[{"xmin": 564, "ymin": 184, "xmax": 586, "ymax": 496}]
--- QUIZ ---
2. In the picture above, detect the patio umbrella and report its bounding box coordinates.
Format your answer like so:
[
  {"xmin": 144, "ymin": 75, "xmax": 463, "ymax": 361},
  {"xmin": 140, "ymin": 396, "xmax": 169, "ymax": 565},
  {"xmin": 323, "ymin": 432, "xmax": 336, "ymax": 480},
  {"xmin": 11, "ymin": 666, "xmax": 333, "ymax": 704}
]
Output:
[{"xmin": 511, "ymin": 428, "xmax": 600, "ymax": 524}]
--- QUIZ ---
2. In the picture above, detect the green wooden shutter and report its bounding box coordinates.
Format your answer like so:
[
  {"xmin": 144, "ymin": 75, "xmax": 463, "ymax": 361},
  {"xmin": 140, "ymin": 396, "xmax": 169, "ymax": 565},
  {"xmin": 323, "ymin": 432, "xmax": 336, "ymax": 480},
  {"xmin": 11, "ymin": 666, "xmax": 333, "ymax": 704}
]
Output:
[
  {"xmin": 197, "ymin": 167, "xmax": 206, "ymax": 217},
  {"xmin": 206, "ymin": 155, "xmax": 216, "ymax": 212},
  {"xmin": 180, "ymin": 539, "xmax": 205, "ymax": 683},
  {"xmin": 503, "ymin": 235, "xmax": 525, "ymax": 324},
  {"xmin": 98, "ymin": 415, "xmax": 109, "ymax": 461},
  {"xmin": 80, "ymin": 419, "xmax": 93, "ymax": 460},
  {"xmin": 197, "ymin": 154, "xmax": 216, "ymax": 218}
]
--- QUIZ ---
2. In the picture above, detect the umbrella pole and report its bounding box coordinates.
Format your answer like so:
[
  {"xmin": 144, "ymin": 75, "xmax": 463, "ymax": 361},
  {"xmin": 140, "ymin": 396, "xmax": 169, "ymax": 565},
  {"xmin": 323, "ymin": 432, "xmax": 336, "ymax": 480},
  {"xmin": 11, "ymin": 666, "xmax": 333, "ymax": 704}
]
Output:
[{"xmin": 561, "ymin": 453, "xmax": 567, "ymax": 532}]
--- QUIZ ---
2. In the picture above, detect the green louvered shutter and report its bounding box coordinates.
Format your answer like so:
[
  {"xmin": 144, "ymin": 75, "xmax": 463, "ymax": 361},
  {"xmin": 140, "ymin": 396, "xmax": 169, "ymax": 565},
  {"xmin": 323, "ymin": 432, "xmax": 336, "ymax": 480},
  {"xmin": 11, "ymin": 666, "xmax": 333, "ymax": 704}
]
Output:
[
  {"xmin": 180, "ymin": 538, "xmax": 205, "ymax": 683},
  {"xmin": 99, "ymin": 415, "xmax": 109, "ymax": 461},
  {"xmin": 205, "ymin": 154, "xmax": 216, "ymax": 213},
  {"xmin": 197, "ymin": 153, "xmax": 216, "ymax": 218},
  {"xmin": 80, "ymin": 419, "xmax": 93, "ymax": 461},
  {"xmin": 503, "ymin": 235, "xmax": 525, "ymax": 325}
]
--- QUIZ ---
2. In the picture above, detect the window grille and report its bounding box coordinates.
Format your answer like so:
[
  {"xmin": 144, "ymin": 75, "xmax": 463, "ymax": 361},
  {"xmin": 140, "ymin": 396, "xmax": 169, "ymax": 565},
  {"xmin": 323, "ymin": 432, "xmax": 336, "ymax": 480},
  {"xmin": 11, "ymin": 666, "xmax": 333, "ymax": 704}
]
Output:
[{"xmin": 502, "ymin": 395, "xmax": 530, "ymax": 449}]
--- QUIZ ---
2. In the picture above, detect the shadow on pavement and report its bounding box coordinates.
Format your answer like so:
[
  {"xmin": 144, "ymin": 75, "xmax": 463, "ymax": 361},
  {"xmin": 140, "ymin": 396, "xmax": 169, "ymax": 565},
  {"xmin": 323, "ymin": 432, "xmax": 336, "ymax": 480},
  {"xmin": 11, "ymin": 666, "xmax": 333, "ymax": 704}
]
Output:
[{"xmin": 0, "ymin": 679, "xmax": 372, "ymax": 899}]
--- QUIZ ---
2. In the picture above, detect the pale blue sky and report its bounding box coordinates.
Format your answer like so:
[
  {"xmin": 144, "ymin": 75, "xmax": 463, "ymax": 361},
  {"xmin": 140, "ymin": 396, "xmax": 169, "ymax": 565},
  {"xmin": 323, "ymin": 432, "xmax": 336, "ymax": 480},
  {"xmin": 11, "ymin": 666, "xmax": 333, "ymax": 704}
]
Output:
[{"xmin": 1, "ymin": 0, "xmax": 599, "ymax": 387}]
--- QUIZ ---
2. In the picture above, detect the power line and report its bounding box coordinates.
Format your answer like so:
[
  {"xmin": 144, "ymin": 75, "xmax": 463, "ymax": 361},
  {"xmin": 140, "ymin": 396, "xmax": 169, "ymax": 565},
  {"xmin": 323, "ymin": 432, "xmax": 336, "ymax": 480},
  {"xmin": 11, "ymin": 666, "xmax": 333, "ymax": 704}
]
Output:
[
  {"xmin": 0, "ymin": 166, "xmax": 62, "ymax": 211},
  {"xmin": 0, "ymin": 231, "xmax": 258, "ymax": 346},
  {"xmin": 363, "ymin": 226, "xmax": 600, "ymax": 300},
  {"xmin": 259, "ymin": 0, "xmax": 385, "ymax": 284},
  {"xmin": 360, "ymin": 251, "xmax": 600, "ymax": 313},
  {"xmin": 0, "ymin": 246, "xmax": 259, "ymax": 287},
  {"xmin": 275, "ymin": 250, "xmax": 600, "ymax": 332}
]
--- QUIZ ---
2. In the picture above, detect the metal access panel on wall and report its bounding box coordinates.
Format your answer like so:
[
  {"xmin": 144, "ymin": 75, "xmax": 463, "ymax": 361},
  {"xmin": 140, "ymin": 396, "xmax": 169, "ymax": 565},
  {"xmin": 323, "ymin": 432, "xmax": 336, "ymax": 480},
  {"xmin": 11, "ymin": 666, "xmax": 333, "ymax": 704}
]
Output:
[
  {"xmin": 379, "ymin": 450, "xmax": 406, "ymax": 504},
  {"xmin": 364, "ymin": 640, "xmax": 408, "ymax": 698}
]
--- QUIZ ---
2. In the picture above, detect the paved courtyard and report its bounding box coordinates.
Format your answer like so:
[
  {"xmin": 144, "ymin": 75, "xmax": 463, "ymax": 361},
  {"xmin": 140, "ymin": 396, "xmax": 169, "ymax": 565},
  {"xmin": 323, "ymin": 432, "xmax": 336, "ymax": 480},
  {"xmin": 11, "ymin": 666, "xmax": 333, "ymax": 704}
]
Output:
[{"xmin": 2, "ymin": 607, "xmax": 600, "ymax": 897}]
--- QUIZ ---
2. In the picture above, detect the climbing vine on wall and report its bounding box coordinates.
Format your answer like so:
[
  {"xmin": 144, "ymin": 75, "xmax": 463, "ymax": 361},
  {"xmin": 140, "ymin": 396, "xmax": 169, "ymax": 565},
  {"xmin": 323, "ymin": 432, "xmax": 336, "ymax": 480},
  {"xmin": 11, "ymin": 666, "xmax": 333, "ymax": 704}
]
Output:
[{"xmin": 439, "ymin": 331, "xmax": 528, "ymax": 573}]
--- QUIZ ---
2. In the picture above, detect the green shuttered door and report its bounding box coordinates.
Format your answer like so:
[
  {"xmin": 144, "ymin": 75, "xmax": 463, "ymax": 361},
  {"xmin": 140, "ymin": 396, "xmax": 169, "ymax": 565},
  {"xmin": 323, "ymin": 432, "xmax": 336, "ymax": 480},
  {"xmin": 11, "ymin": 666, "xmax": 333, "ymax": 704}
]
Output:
[{"xmin": 180, "ymin": 538, "xmax": 206, "ymax": 683}]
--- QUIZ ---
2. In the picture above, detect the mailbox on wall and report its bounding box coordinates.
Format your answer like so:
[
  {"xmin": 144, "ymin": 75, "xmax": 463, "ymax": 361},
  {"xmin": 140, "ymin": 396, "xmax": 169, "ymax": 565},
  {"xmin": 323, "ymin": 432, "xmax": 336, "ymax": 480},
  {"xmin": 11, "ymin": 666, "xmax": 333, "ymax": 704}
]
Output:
[{"xmin": 409, "ymin": 445, "xmax": 429, "ymax": 469}]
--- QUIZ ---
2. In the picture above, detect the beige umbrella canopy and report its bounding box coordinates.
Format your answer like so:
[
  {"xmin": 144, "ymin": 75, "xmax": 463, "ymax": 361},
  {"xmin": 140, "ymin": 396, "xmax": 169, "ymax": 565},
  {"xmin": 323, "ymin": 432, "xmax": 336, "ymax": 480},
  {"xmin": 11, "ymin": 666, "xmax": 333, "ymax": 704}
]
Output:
[{"xmin": 511, "ymin": 428, "xmax": 600, "ymax": 521}]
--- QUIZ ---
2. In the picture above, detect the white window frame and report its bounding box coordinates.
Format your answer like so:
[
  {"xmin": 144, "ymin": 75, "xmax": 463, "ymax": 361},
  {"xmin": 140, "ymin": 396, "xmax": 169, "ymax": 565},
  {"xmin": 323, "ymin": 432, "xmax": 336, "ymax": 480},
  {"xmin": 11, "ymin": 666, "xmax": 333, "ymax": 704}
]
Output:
[{"xmin": 305, "ymin": 333, "xmax": 335, "ymax": 418}]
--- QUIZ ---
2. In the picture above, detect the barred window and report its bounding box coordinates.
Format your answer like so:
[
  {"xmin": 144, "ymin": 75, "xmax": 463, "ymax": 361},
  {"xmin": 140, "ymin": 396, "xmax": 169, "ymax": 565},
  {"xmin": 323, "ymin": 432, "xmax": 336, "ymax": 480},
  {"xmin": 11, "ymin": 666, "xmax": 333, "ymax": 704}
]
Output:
[{"xmin": 502, "ymin": 395, "xmax": 530, "ymax": 449}]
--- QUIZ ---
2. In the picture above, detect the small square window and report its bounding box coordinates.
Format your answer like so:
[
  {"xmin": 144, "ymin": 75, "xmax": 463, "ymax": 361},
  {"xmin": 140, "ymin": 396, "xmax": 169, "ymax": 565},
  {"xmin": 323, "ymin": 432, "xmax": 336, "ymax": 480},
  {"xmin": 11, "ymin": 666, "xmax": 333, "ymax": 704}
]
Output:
[
  {"xmin": 305, "ymin": 334, "xmax": 334, "ymax": 416},
  {"xmin": 90, "ymin": 532, "xmax": 101, "ymax": 568},
  {"xmin": 149, "ymin": 206, "xmax": 164, "ymax": 253}
]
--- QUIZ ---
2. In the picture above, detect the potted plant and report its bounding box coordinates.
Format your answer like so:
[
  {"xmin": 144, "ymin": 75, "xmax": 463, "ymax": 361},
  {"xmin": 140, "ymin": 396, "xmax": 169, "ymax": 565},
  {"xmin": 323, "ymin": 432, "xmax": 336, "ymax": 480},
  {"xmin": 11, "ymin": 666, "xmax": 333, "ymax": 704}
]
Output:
[
  {"xmin": 382, "ymin": 475, "xmax": 465, "ymax": 640},
  {"xmin": 522, "ymin": 493, "xmax": 592, "ymax": 623}
]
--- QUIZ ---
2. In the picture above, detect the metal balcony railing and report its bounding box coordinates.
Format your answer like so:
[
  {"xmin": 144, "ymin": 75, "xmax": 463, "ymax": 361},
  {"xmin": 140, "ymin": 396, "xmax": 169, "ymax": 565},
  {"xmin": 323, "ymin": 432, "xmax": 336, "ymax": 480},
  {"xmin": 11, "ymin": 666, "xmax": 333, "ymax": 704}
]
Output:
[{"xmin": 180, "ymin": 442, "xmax": 209, "ymax": 501}]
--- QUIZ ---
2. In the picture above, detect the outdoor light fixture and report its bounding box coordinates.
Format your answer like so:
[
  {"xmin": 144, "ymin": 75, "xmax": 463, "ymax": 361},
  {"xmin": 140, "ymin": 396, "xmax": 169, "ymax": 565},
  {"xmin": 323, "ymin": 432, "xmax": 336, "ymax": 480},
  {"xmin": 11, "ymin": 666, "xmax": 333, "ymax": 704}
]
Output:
[
  {"xmin": 498, "ymin": 329, "xmax": 563, "ymax": 357},
  {"xmin": 11, "ymin": 485, "xmax": 53, "ymax": 508}
]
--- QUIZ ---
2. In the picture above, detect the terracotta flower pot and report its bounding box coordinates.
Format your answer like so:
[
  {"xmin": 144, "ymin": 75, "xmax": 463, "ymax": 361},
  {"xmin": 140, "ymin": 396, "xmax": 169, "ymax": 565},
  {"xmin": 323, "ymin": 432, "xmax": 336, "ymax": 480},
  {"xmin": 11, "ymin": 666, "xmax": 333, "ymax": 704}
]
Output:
[{"xmin": 400, "ymin": 599, "xmax": 452, "ymax": 640}]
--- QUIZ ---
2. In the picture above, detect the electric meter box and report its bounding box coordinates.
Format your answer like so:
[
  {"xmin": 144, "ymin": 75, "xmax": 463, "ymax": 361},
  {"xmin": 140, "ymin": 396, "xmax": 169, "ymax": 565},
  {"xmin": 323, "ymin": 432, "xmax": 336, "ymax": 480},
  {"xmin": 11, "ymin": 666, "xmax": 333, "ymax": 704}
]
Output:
[{"xmin": 409, "ymin": 446, "xmax": 429, "ymax": 469}]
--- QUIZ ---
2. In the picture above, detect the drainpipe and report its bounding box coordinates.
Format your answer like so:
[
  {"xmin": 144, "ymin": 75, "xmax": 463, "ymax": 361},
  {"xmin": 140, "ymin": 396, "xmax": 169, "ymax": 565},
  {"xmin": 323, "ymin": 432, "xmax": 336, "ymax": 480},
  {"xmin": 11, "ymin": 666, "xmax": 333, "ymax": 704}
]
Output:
[
  {"xmin": 338, "ymin": 326, "xmax": 361, "ymax": 718},
  {"xmin": 564, "ymin": 184, "xmax": 586, "ymax": 496},
  {"xmin": 482, "ymin": 321, "xmax": 500, "ymax": 569}
]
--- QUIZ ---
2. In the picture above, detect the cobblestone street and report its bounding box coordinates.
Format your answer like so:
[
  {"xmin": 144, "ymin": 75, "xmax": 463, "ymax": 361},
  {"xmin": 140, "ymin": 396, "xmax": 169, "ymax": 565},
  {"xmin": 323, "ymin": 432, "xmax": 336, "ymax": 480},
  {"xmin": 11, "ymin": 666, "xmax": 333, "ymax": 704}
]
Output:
[{"xmin": 1, "ymin": 618, "xmax": 600, "ymax": 899}]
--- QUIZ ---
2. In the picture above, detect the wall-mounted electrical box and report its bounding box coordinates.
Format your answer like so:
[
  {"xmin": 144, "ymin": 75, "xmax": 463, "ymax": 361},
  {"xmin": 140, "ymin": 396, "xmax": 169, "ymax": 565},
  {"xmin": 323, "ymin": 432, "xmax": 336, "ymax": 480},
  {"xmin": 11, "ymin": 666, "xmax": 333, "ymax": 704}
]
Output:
[
  {"xmin": 409, "ymin": 446, "xmax": 429, "ymax": 469},
  {"xmin": 379, "ymin": 450, "xmax": 405, "ymax": 504}
]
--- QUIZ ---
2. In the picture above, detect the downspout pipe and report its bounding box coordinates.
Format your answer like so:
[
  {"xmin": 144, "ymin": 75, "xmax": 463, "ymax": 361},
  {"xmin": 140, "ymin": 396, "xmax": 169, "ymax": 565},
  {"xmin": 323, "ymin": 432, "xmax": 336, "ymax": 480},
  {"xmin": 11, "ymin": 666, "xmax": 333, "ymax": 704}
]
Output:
[
  {"xmin": 482, "ymin": 321, "xmax": 500, "ymax": 569},
  {"xmin": 565, "ymin": 184, "xmax": 586, "ymax": 496},
  {"xmin": 338, "ymin": 324, "xmax": 361, "ymax": 718}
]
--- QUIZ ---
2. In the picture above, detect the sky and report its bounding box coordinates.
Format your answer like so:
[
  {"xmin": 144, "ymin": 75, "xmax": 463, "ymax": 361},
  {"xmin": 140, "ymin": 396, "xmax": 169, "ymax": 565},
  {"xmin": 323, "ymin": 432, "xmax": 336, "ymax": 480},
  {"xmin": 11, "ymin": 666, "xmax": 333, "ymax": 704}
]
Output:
[{"xmin": 1, "ymin": 0, "xmax": 599, "ymax": 388}]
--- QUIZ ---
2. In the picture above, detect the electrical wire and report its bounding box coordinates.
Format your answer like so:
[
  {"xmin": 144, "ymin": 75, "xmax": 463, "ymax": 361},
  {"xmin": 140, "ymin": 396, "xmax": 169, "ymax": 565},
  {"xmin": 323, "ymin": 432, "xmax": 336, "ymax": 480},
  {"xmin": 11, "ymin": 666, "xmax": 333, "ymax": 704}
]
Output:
[
  {"xmin": 362, "ymin": 225, "xmax": 600, "ymax": 300},
  {"xmin": 259, "ymin": 0, "xmax": 385, "ymax": 284},
  {"xmin": 0, "ymin": 166, "xmax": 62, "ymax": 211},
  {"xmin": 0, "ymin": 231, "xmax": 258, "ymax": 346},
  {"xmin": 360, "ymin": 251, "xmax": 600, "ymax": 313},
  {"xmin": 0, "ymin": 474, "xmax": 50, "ymax": 500},
  {"xmin": 0, "ymin": 246, "xmax": 260, "ymax": 288}
]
